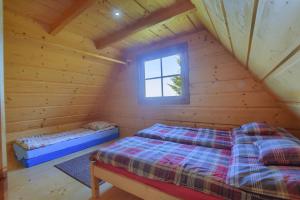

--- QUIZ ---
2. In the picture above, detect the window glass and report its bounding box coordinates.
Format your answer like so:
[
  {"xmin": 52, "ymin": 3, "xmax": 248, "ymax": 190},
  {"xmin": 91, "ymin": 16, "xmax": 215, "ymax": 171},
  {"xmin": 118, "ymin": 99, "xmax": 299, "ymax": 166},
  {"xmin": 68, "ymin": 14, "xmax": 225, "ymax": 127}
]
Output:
[
  {"xmin": 162, "ymin": 54, "xmax": 181, "ymax": 76},
  {"xmin": 144, "ymin": 59, "xmax": 161, "ymax": 79},
  {"xmin": 145, "ymin": 78, "xmax": 162, "ymax": 97},
  {"xmin": 163, "ymin": 76, "xmax": 182, "ymax": 96},
  {"xmin": 138, "ymin": 42, "xmax": 189, "ymax": 104}
]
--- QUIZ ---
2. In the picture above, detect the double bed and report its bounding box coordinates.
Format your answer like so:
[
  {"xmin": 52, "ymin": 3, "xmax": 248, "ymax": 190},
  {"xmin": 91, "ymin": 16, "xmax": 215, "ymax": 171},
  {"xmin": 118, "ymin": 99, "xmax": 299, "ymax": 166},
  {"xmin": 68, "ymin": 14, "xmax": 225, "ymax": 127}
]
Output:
[{"xmin": 89, "ymin": 123, "xmax": 300, "ymax": 200}]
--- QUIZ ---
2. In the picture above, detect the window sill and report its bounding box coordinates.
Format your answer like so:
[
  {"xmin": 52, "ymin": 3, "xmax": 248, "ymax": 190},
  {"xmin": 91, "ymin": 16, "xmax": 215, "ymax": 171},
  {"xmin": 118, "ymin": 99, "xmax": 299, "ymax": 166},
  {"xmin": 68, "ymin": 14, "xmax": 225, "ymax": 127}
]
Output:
[{"xmin": 138, "ymin": 96, "xmax": 190, "ymax": 105}]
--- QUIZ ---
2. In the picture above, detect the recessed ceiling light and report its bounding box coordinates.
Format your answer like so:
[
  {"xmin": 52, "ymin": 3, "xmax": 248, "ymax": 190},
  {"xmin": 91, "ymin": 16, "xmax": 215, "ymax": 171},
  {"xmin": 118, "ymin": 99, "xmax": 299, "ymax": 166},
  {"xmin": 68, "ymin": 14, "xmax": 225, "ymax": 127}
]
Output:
[{"xmin": 112, "ymin": 9, "xmax": 122, "ymax": 18}]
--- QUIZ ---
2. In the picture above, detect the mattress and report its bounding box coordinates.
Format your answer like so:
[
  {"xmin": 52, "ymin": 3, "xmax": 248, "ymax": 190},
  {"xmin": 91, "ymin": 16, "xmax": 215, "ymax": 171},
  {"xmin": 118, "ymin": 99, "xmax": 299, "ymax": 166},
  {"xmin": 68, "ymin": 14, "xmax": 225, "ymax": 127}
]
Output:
[
  {"xmin": 92, "ymin": 136, "xmax": 281, "ymax": 200},
  {"xmin": 14, "ymin": 128, "xmax": 119, "ymax": 167},
  {"xmin": 15, "ymin": 126, "xmax": 116, "ymax": 150},
  {"xmin": 135, "ymin": 123, "xmax": 232, "ymax": 149}
]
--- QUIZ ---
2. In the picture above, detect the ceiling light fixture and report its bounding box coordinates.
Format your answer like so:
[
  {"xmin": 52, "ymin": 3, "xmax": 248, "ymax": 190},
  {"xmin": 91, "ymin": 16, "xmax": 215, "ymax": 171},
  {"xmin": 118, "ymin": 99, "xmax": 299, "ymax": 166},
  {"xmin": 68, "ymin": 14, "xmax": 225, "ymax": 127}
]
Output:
[{"xmin": 112, "ymin": 9, "xmax": 122, "ymax": 18}]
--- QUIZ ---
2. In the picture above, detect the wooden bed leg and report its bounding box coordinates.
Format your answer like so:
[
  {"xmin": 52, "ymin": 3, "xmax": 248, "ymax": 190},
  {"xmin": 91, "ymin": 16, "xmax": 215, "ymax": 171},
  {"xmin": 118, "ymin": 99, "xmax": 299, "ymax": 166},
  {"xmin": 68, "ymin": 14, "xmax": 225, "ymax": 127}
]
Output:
[{"xmin": 90, "ymin": 161, "xmax": 100, "ymax": 200}]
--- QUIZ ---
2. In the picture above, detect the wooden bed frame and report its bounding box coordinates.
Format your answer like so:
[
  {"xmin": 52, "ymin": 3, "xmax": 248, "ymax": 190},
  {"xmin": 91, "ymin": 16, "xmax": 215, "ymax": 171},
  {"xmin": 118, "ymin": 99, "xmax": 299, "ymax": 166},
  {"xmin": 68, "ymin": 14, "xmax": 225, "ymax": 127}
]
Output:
[{"xmin": 90, "ymin": 160, "xmax": 180, "ymax": 200}]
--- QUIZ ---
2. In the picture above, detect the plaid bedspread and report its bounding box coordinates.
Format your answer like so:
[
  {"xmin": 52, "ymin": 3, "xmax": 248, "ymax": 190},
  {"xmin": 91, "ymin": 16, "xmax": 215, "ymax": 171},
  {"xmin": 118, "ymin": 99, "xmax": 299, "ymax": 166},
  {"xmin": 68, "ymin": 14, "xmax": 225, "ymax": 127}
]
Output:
[
  {"xmin": 93, "ymin": 137, "xmax": 281, "ymax": 200},
  {"xmin": 232, "ymin": 128, "xmax": 298, "ymax": 144},
  {"xmin": 135, "ymin": 123, "xmax": 232, "ymax": 149},
  {"xmin": 227, "ymin": 144, "xmax": 300, "ymax": 200}
]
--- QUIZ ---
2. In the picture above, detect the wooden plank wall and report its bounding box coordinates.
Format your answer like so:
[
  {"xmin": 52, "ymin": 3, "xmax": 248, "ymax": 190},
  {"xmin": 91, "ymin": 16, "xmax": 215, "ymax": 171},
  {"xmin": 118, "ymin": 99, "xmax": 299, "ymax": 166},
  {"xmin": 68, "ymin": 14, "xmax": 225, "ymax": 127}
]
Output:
[
  {"xmin": 100, "ymin": 31, "xmax": 300, "ymax": 138},
  {"xmin": 191, "ymin": 0, "xmax": 300, "ymax": 125},
  {"xmin": 0, "ymin": 0, "xmax": 7, "ymax": 177},
  {"xmin": 4, "ymin": 10, "xmax": 119, "ymax": 142}
]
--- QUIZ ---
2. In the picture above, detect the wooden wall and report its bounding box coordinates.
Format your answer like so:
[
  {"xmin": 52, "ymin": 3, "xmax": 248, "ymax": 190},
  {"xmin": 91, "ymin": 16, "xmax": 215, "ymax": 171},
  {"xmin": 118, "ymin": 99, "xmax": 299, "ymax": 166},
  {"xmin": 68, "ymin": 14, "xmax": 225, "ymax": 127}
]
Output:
[
  {"xmin": 0, "ymin": 0, "xmax": 7, "ymax": 177},
  {"xmin": 4, "ymin": 0, "xmax": 300, "ymax": 148},
  {"xmin": 4, "ymin": 9, "xmax": 119, "ymax": 143},
  {"xmin": 100, "ymin": 31, "xmax": 300, "ymax": 138},
  {"xmin": 191, "ymin": 0, "xmax": 300, "ymax": 124}
]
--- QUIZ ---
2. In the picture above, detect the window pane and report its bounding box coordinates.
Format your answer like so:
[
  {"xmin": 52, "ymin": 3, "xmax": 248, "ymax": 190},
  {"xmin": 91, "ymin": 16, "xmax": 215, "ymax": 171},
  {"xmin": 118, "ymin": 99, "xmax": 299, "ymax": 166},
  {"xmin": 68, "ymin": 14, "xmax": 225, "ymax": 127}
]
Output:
[
  {"xmin": 163, "ymin": 76, "xmax": 182, "ymax": 96},
  {"xmin": 144, "ymin": 59, "xmax": 161, "ymax": 79},
  {"xmin": 162, "ymin": 54, "xmax": 181, "ymax": 76},
  {"xmin": 145, "ymin": 78, "xmax": 162, "ymax": 97}
]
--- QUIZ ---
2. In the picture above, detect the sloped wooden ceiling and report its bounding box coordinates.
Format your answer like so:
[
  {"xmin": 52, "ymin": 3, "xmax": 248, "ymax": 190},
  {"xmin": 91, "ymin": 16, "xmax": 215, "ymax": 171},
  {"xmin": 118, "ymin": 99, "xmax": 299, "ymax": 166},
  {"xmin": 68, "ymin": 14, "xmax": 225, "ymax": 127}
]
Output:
[
  {"xmin": 190, "ymin": 0, "xmax": 300, "ymax": 119},
  {"xmin": 5, "ymin": 0, "xmax": 204, "ymax": 52}
]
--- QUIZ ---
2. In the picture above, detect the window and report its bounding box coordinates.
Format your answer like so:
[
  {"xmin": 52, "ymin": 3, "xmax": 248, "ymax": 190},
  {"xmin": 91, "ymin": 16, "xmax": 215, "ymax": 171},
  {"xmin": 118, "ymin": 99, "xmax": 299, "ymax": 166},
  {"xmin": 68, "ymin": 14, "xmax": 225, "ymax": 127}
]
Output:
[{"xmin": 137, "ymin": 42, "xmax": 189, "ymax": 105}]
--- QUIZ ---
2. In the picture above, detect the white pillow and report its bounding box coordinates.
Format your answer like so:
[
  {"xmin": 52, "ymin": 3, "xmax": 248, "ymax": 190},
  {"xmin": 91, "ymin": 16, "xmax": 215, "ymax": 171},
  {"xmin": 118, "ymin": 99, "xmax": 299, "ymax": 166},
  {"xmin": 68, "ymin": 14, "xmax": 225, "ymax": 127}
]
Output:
[{"xmin": 82, "ymin": 121, "xmax": 116, "ymax": 131}]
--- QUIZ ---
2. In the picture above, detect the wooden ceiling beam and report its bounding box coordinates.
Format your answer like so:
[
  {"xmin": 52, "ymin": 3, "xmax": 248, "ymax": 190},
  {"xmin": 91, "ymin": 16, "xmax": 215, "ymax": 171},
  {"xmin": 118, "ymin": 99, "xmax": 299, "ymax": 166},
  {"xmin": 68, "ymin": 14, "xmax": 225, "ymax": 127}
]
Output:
[
  {"xmin": 94, "ymin": 0, "xmax": 195, "ymax": 49},
  {"xmin": 49, "ymin": 0, "xmax": 96, "ymax": 35}
]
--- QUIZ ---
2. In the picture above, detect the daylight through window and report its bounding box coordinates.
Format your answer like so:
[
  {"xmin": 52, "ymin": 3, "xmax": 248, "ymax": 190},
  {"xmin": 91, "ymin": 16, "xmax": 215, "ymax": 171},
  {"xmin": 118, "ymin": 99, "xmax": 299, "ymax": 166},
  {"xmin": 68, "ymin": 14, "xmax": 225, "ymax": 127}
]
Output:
[{"xmin": 138, "ymin": 43, "xmax": 189, "ymax": 104}]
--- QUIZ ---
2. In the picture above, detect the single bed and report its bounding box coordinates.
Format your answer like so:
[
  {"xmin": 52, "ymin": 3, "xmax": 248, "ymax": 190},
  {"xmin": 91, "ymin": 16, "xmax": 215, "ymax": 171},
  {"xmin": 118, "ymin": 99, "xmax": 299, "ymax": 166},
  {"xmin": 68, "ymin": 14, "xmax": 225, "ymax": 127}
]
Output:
[
  {"xmin": 89, "ymin": 136, "xmax": 295, "ymax": 200},
  {"xmin": 135, "ymin": 123, "xmax": 232, "ymax": 149},
  {"xmin": 14, "ymin": 127, "xmax": 119, "ymax": 167}
]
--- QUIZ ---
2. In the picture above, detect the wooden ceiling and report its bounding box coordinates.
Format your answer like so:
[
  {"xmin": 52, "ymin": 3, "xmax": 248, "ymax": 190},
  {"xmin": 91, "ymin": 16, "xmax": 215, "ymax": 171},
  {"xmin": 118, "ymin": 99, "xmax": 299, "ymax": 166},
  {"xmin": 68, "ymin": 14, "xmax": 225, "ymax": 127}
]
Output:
[
  {"xmin": 4, "ymin": 0, "xmax": 204, "ymax": 54},
  {"xmin": 191, "ymin": 0, "xmax": 300, "ymax": 119}
]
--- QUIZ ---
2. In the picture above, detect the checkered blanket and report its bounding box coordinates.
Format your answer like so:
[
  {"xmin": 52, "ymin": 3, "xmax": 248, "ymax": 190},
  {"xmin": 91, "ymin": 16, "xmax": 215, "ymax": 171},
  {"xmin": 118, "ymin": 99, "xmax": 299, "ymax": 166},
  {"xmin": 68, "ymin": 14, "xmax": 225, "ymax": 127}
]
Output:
[
  {"xmin": 239, "ymin": 122, "xmax": 278, "ymax": 135},
  {"xmin": 227, "ymin": 144, "xmax": 300, "ymax": 200},
  {"xmin": 93, "ymin": 137, "xmax": 281, "ymax": 200},
  {"xmin": 232, "ymin": 128, "xmax": 298, "ymax": 144},
  {"xmin": 256, "ymin": 139, "xmax": 300, "ymax": 165},
  {"xmin": 135, "ymin": 123, "xmax": 232, "ymax": 149}
]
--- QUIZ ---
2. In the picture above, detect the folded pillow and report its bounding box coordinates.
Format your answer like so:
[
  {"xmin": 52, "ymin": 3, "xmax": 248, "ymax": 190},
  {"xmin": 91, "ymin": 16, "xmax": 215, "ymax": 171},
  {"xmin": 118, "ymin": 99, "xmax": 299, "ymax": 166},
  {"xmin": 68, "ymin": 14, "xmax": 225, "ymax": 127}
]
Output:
[
  {"xmin": 233, "ymin": 124, "xmax": 298, "ymax": 145},
  {"xmin": 239, "ymin": 122, "xmax": 276, "ymax": 135},
  {"xmin": 255, "ymin": 139, "xmax": 300, "ymax": 166},
  {"xmin": 82, "ymin": 121, "xmax": 116, "ymax": 131}
]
